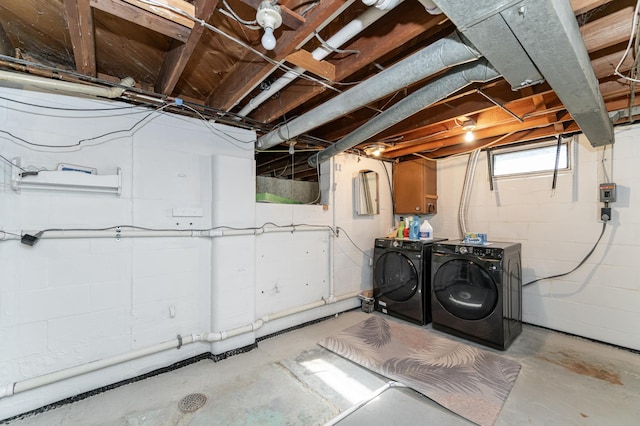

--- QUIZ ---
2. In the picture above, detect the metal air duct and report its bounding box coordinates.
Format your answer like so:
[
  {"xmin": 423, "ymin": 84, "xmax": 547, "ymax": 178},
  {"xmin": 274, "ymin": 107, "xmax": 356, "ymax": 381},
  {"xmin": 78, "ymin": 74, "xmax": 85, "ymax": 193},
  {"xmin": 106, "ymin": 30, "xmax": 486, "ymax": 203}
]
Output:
[
  {"xmin": 431, "ymin": 0, "xmax": 614, "ymax": 147},
  {"xmin": 256, "ymin": 31, "xmax": 481, "ymax": 150},
  {"xmin": 308, "ymin": 59, "xmax": 500, "ymax": 167}
]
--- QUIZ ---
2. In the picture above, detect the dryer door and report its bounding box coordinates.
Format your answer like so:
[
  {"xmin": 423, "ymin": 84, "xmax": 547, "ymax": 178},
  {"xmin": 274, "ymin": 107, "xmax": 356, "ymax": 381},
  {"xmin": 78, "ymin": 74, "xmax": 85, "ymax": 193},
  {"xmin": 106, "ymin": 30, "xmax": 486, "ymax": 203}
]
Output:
[
  {"xmin": 373, "ymin": 251, "xmax": 419, "ymax": 302},
  {"xmin": 433, "ymin": 258, "xmax": 498, "ymax": 320}
]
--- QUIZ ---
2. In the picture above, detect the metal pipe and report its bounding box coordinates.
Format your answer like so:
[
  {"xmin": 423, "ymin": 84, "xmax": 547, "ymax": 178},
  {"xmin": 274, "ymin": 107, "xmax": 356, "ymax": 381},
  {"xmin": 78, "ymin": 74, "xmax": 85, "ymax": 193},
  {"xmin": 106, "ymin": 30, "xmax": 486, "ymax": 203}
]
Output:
[
  {"xmin": 475, "ymin": 88, "xmax": 524, "ymax": 123},
  {"xmin": 257, "ymin": 32, "xmax": 481, "ymax": 150},
  {"xmin": 309, "ymin": 59, "xmax": 500, "ymax": 167},
  {"xmin": 0, "ymin": 70, "xmax": 135, "ymax": 99}
]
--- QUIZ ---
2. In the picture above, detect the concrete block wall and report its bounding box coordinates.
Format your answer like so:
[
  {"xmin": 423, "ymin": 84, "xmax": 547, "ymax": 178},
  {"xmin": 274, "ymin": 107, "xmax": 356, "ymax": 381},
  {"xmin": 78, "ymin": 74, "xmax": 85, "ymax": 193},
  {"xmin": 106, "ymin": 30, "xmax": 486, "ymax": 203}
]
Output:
[
  {"xmin": 0, "ymin": 88, "xmax": 388, "ymax": 420},
  {"xmin": 430, "ymin": 129, "xmax": 640, "ymax": 350},
  {"xmin": 0, "ymin": 88, "xmax": 254, "ymax": 418}
]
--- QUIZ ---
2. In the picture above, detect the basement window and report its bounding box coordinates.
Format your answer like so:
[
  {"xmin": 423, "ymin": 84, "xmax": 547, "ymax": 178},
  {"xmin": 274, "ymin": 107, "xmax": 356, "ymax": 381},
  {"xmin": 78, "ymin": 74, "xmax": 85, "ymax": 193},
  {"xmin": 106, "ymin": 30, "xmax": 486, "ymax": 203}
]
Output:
[{"xmin": 490, "ymin": 137, "xmax": 572, "ymax": 178}]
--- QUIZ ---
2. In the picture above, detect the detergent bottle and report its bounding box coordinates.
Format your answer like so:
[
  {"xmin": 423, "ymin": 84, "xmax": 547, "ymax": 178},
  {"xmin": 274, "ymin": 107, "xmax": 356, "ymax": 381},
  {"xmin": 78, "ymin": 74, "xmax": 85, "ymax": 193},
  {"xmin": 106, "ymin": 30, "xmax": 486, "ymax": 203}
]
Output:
[{"xmin": 419, "ymin": 218, "xmax": 433, "ymax": 240}]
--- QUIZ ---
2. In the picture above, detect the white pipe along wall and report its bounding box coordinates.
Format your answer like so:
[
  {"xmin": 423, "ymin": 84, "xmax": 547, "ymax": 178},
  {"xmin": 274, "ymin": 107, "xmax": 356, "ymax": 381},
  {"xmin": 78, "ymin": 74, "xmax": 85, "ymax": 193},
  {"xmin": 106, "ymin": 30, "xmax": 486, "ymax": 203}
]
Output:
[
  {"xmin": 0, "ymin": 85, "xmax": 383, "ymax": 419},
  {"xmin": 0, "ymin": 290, "xmax": 360, "ymax": 399}
]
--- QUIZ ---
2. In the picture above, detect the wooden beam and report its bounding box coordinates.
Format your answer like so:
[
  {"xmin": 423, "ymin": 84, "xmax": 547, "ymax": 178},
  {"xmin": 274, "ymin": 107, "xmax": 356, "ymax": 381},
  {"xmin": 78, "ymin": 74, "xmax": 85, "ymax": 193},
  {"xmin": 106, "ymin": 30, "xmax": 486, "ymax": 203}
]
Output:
[
  {"xmin": 91, "ymin": 0, "xmax": 191, "ymax": 41},
  {"xmin": 251, "ymin": 3, "xmax": 451, "ymax": 123},
  {"xmin": 120, "ymin": 0, "xmax": 195, "ymax": 28},
  {"xmin": 427, "ymin": 122, "xmax": 582, "ymax": 158},
  {"xmin": 581, "ymin": 6, "xmax": 633, "ymax": 53},
  {"xmin": 285, "ymin": 50, "xmax": 335, "ymax": 81},
  {"xmin": 0, "ymin": 19, "xmax": 13, "ymax": 56},
  {"xmin": 592, "ymin": 48, "xmax": 634, "ymax": 79},
  {"xmin": 155, "ymin": 0, "xmax": 219, "ymax": 95},
  {"xmin": 386, "ymin": 112, "xmax": 573, "ymax": 158},
  {"xmin": 207, "ymin": 0, "xmax": 345, "ymax": 111},
  {"xmin": 236, "ymin": 0, "xmax": 305, "ymax": 30},
  {"xmin": 64, "ymin": 0, "xmax": 97, "ymax": 76},
  {"xmin": 571, "ymin": 0, "xmax": 614, "ymax": 15}
]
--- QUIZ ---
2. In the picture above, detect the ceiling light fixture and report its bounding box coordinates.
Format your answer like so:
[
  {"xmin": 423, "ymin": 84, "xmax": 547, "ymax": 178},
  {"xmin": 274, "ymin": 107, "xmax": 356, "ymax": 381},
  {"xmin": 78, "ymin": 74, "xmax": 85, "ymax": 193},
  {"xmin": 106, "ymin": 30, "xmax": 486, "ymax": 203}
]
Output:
[
  {"xmin": 256, "ymin": 1, "xmax": 282, "ymax": 51},
  {"xmin": 461, "ymin": 118, "xmax": 476, "ymax": 143},
  {"xmin": 363, "ymin": 144, "xmax": 387, "ymax": 157}
]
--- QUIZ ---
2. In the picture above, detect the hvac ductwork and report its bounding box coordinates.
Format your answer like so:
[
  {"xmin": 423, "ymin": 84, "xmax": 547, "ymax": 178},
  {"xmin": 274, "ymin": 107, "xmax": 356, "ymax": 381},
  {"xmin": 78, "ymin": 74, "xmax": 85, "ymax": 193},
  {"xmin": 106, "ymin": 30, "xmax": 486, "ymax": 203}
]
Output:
[
  {"xmin": 256, "ymin": 31, "xmax": 481, "ymax": 150},
  {"xmin": 431, "ymin": 0, "xmax": 614, "ymax": 147},
  {"xmin": 308, "ymin": 59, "xmax": 500, "ymax": 167}
]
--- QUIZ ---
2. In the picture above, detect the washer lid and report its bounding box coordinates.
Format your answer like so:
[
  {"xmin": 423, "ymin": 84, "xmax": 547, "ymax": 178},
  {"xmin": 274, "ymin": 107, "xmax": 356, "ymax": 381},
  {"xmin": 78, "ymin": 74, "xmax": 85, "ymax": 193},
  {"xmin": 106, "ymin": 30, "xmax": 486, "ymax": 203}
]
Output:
[
  {"xmin": 433, "ymin": 259, "xmax": 498, "ymax": 320},
  {"xmin": 374, "ymin": 251, "xmax": 418, "ymax": 302}
]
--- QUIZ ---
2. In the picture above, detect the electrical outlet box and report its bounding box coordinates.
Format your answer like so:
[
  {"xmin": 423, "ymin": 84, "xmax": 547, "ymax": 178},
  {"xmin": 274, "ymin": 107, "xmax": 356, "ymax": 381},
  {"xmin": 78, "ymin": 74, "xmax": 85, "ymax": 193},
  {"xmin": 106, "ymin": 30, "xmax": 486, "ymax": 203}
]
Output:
[{"xmin": 599, "ymin": 183, "xmax": 616, "ymax": 203}]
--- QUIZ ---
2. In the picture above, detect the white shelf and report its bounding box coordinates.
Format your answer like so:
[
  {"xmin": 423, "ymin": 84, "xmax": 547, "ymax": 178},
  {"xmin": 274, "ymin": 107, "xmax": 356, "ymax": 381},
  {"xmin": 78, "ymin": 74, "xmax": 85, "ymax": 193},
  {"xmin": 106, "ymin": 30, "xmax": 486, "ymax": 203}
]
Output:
[{"xmin": 11, "ymin": 160, "xmax": 121, "ymax": 195}]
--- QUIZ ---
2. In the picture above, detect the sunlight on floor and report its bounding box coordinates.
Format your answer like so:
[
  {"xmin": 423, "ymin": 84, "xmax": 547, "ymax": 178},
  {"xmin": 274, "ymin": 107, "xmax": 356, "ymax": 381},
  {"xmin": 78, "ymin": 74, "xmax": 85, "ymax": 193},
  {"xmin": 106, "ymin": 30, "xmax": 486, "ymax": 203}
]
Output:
[{"xmin": 300, "ymin": 357, "xmax": 375, "ymax": 404}]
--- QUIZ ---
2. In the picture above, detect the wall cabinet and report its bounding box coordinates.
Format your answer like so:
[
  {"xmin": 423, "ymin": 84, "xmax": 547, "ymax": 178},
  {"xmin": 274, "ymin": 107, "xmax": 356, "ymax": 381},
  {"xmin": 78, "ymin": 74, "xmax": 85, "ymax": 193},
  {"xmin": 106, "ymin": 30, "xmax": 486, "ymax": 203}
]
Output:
[{"xmin": 393, "ymin": 158, "xmax": 437, "ymax": 214}]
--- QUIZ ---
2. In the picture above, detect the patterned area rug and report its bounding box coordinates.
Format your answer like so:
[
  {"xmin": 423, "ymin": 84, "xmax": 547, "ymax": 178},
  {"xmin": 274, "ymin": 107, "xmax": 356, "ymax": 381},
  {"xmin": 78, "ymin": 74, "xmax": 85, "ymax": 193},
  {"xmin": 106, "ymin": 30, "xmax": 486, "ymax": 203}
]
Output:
[{"xmin": 319, "ymin": 316, "xmax": 521, "ymax": 426}]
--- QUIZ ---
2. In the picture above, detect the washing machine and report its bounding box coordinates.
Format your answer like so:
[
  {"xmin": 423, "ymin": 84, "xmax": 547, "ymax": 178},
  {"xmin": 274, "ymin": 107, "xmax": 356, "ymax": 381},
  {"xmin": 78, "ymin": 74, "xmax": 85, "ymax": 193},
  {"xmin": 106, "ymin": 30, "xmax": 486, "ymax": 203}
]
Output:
[
  {"xmin": 372, "ymin": 237, "xmax": 445, "ymax": 325},
  {"xmin": 431, "ymin": 241, "xmax": 522, "ymax": 350}
]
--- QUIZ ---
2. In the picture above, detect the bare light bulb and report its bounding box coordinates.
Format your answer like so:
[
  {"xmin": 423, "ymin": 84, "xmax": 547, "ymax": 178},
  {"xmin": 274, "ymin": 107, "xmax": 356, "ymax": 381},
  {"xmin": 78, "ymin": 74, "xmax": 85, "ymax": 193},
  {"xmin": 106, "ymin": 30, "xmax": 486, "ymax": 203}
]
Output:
[
  {"xmin": 262, "ymin": 27, "xmax": 276, "ymax": 51},
  {"xmin": 465, "ymin": 130, "xmax": 475, "ymax": 142}
]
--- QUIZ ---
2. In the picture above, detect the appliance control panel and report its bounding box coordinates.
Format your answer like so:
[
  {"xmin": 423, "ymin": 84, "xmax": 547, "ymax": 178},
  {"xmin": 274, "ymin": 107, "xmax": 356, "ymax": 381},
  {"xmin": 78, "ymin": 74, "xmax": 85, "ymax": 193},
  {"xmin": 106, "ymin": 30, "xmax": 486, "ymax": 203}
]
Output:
[{"xmin": 456, "ymin": 245, "xmax": 503, "ymax": 259}]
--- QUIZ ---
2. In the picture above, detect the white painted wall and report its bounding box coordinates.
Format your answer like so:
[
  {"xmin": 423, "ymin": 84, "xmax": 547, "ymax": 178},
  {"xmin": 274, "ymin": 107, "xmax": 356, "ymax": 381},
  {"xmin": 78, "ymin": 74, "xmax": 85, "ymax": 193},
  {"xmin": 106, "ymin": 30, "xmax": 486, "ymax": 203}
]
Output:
[
  {"xmin": 430, "ymin": 128, "xmax": 640, "ymax": 351},
  {"xmin": 0, "ymin": 87, "xmax": 388, "ymax": 420}
]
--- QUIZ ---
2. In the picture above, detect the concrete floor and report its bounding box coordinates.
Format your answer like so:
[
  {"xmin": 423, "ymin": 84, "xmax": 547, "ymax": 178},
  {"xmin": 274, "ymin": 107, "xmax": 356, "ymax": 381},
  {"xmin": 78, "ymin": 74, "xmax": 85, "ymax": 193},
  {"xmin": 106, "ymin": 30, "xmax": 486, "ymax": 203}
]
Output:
[{"xmin": 6, "ymin": 310, "xmax": 640, "ymax": 425}]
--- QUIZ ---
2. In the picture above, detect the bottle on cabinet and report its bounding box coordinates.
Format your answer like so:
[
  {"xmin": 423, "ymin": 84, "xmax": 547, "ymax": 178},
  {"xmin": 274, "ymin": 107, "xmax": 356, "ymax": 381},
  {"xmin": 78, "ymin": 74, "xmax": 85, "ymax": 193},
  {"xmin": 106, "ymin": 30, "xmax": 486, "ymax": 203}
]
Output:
[{"xmin": 397, "ymin": 216, "xmax": 405, "ymax": 239}]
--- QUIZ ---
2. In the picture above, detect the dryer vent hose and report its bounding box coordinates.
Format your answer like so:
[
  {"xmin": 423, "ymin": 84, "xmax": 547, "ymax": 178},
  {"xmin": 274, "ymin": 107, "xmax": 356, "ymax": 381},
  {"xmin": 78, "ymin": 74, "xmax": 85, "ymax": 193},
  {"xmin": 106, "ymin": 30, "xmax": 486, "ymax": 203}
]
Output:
[{"xmin": 459, "ymin": 149, "xmax": 481, "ymax": 237}]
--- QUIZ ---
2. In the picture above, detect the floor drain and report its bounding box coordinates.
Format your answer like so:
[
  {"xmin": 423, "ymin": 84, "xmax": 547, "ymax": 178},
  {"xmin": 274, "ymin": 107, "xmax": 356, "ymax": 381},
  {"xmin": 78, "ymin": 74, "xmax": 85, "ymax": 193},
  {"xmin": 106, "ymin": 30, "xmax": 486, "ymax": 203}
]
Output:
[{"xmin": 178, "ymin": 393, "xmax": 207, "ymax": 412}]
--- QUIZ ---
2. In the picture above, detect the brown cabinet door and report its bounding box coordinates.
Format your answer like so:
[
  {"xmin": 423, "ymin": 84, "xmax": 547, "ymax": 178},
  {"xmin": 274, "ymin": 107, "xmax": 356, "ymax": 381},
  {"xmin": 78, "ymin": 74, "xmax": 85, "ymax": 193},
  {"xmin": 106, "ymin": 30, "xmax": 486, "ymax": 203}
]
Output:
[{"xmin": 393, "ymin": 158, "xmax": 437, "ymax": 214}]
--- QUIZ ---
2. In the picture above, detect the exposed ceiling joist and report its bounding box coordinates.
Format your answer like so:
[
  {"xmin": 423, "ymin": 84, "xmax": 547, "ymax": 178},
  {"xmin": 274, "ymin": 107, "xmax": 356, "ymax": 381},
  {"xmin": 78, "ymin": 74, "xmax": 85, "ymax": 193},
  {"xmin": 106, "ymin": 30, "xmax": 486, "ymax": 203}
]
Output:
[
  {"xmin": 64, "ymin": 0, "xmax": 97, "ymax": 76},
  {"xmin": 90, "ymin": 0, "xmax": 191, "ymax": 40},
  {"xmin": 155, "ymin": 0, "xmax": 220, "ymax": 94}
]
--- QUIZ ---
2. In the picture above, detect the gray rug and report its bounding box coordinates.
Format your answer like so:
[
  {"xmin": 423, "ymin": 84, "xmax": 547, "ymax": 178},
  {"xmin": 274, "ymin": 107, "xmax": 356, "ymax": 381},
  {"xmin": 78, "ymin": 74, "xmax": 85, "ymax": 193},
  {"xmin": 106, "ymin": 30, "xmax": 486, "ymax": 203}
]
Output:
[{"xmin": 319, "ymin": 316, "xmax": 521, "ymax": 426}]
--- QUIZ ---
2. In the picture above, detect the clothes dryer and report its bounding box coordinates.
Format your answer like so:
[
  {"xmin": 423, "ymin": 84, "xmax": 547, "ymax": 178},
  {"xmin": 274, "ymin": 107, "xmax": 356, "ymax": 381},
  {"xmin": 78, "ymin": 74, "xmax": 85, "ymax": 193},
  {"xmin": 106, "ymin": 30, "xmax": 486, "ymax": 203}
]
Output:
[
  {"xmin": 372, "ymin": 238, "xmax": 445, "ymax": 325},
  {"xmin": 431, "ymin": 241, "xmax": 522, "ymax": 350}
]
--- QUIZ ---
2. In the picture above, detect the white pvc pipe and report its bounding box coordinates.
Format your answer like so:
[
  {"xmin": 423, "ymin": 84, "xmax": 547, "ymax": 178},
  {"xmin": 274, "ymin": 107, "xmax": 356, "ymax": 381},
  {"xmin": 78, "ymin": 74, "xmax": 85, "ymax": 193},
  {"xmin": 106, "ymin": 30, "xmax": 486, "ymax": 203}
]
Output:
[
  {"xmin": 417, "ymin": 0, "xmax": 442, "ymax": 14},
  {"xmin": 0, "ymin": 291, "xmax": 360, "ymax": 399},
  {"xmin": 236, "ymin": 4, "xmax": 401, "ymax": 118},
  {"xmin": 0, "ymin": 70, "xmax": 135, "ymax": 99},
  {"xmin": 7, "ymin": 335, "xmax": 200, "ymax": 397},
  {"xmin": 3, "ymin": 225, "xmax": 333, "ymax": 241}
]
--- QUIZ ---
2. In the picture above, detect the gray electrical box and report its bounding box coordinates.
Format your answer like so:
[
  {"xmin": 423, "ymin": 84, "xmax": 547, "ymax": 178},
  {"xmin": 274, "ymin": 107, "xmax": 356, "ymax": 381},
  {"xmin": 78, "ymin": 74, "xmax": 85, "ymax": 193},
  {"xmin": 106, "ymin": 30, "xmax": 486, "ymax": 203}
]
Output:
[{"xmin": 599, "ymin": 183, "xmax": 616, "ymax": 203}]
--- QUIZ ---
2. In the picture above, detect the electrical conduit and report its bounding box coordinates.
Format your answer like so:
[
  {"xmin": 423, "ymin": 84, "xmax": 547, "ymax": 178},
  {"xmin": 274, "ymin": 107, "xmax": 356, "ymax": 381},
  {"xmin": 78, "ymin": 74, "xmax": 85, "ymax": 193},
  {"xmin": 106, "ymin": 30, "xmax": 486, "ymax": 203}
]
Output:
[
  {"xmin": 0, "ymin": 226, "xmax": 333, "ymax": 241},
  {"xmin": 0, "ymin": 290, "xmax": 361, "ymax": 399}
]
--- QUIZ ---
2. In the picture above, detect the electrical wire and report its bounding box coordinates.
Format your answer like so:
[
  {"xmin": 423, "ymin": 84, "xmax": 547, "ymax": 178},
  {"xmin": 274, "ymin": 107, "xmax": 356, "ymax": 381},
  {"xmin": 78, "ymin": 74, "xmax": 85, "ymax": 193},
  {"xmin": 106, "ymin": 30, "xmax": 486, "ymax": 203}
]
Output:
[
  {"xmin": 13, "ymin": 222, "xmax": 372, "ymax": 261},
  {"xmin": 0, "ymin": 153, "xmax": 28, "ymax": 171},
  {"xmin": 0, "ymin": 100, "xmax": 255, "ymax": 151},
  {"xmin": 0, "ymin": 95, "xmax": 144, "ymax": 112},
  {"xmin": 313, "ymin": 31, "xmax": 360, "ymax": 56},
  {"xmin": 523, "ymin": 222, "xmax": 607, "ymax": 286},
  {"xmin": 336, "ymin": 226, "xmax": 372, "ymax": 259},
  {"xmin": 614, "ymin": 0, "xmax": 640, "ymax": 83},
  {"xmin": 135, "ymin": 0, "xmax": 342, "ymax": 93},
  {"xmin": 220, "ymin": 0, "xmax": 259, "ymax": 27}
]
